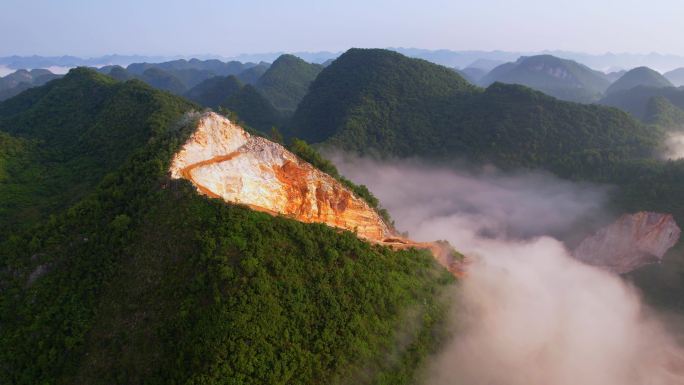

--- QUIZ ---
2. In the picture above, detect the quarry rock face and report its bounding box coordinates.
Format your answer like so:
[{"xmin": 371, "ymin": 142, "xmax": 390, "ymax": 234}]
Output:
[
  {"xmin": 573, "ymin": 212, "xmax": 681, "ymax": 274},
  {"xmin": 170, "ymin": 112, "xmax": 392, "ymax": 241}
]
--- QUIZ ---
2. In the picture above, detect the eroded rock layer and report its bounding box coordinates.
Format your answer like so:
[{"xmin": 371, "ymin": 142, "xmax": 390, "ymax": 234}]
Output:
[
  {"xmin": 170, "ymin": 112, "xmax": 392, "ymax": 241},
  {"xmin": 573, "ymin": 211, "xmax": 681, "ymax": 274}
]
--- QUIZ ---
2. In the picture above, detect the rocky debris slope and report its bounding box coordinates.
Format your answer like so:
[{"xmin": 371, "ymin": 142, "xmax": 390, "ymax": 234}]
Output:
[
  {"xmin": 170, "ymin": 112, "xmax": 393, "ymax": 241},
  {"xmin": 573, "ymin": 212, "xmax": 681, "ymax": 274}
]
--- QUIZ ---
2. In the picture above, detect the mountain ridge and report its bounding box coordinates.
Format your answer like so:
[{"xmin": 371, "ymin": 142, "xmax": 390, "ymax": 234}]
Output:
[
  {"xmin": 479, "ymin": 54, "xmax": 611, "ymax": 102},
  {"xmin": 606, "ymin": 66, "xmax": 673, "ymax": 94},
  {"xmin": 0, "ymin": 67, "xmax": 453, "ymax": 384}
]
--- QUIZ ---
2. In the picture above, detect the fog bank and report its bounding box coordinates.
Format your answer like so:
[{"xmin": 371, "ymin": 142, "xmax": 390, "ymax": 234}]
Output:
[
  {"xmin": 664, "ymin": 133, "xmax": 684, "ymax": 160},
  {"xmin": 0, "ymin": 65, "xmax": 13, "ymax": 77},
  {"xmin": 333, "ymin": 155, "xmax": 684, "ymax": 385}
]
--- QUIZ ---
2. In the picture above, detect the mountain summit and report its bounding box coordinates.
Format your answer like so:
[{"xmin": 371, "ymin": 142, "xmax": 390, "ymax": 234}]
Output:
[
  {"xmin": 606, "ymin": 66, "xmax": 673, "ymax": 94},
  {"xmin": 479, "ymin": 54, "xmax": 610, "ymax": 102}
]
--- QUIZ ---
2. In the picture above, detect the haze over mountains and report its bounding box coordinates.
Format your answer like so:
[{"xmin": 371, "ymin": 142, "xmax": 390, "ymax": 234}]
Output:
[
  {"xmin": 3, "ymin": 46, "xmax": 684, "ymax": 384},
  {"xmin": 7, "ymin": 0, "xmax": 684, "ymax": 382},
  {"xmin": 9, "ymin": 48, "xmax": 684, "ymax": 121},
  {"xmin": 478, "ymin": 55, "xmax": 611, "ymax": 102},
  {"xmin": 7, "ymin": 48, "xmax": 684, "ymax": 72}
]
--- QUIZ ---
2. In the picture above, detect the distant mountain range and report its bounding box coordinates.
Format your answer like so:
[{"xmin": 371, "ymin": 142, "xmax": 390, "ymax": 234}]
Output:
[
  {"xmin": 6, "ymin": 48, "xmax": 684, "ymax": 133},
  {"xmin": 0, "ymin": 69, "xmax": 62, "ymax": 101},
  {"xmin": 290, "ymin": 48, "xmax": 654, "ymax": 174},
  {"xmin": 0, "ymin": 54, "xmax": 179, "ymax": 70},
  {"xmin": 3, "ymin": 48, "xmax": 684, "ymax": 382},
  {"xmin": 478, "ymin": 55, "xmax": 611, "ymax": 102},
  {"xmin": 664, "ymin": 68, "xmax": 684, "ymax": 86},
  {"xmin": 7, "ymin": 50, "xmax": 684, "ymax": 126},
  {"xmin": 6, "ymin": 49, "xmax": 684, "ymax": 72}
]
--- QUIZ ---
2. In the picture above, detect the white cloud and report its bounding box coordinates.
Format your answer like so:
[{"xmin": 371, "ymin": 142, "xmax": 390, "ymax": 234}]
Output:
[
  {"xmin": 663, "ymin": 132, "xmax": 684, "ymax": 160},
  {"xmin": 333, "ymin": 155, "xmax": 684, "ymax": 384}
]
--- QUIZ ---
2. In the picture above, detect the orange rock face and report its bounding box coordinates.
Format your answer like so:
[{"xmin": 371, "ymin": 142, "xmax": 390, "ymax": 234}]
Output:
[
  {"xmin": 170, "ymin": 112, "xmax": 392, "ymax": 241},
  {"xmin": 170, "ymin": 112, "xmax": 468, "ymax": 277}
]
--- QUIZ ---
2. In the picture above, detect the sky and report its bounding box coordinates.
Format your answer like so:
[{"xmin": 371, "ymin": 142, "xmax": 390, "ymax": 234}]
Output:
[{"xmin": 2, "ymin": 0, "xmax": 683, "ymax": 57}]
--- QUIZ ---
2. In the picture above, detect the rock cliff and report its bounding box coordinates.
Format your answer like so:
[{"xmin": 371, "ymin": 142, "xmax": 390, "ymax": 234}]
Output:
[
  {"xmin": 170, "ymin": 112, "xmax": 392, "ymax": 241},
  {"xmin": 573, "ymin": 212, "xmax": 681, "ymax": 274}
]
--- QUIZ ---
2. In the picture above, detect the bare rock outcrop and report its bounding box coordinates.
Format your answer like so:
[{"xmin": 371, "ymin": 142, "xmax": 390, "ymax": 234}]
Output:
[
  {"xmin": 170, "ymin": 112, "xmax": 392, "ymax": 241},
  {"xmin": 573, "ymin": 212, "xmax": 681, "ymax": 274},
  {"xmin": 170, "ymin": 112, "xmax": 470, "ymax": 276}
]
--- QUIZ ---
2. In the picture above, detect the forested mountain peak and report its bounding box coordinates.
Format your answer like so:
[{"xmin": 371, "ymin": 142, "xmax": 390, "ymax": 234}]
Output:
[
  {"xmin": 291, "ymin": 48, "xmax": 475, "ymax": 143},
  {"xmin": 607, "ymin": 66, "xmax": 673, "ymax": 94},
  {"xmin": 255, "ymin": 54, "xmax": 324, "ymax": 112},
  {"xmin": 0, "ymin": 67, "xmax": 452, "ymax": 384},
  {"xmin": 479, "ymin": 54, "xmax": 610, "ymax": 102},
  {"xmin": 291, "ymin": 49, "xmax": 654, "ymax": 177}
]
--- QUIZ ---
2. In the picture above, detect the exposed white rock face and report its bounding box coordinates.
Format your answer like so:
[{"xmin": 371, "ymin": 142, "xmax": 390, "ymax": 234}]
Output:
[
  {"xmin": 170, "ymin": 112, "xmax": 392, "ymax": 241},
  {"xmin": 169, "ymin": 112, "xmax": 472, "ymax": 276},
  {"xmin": 573, "ymin": 212, "xmax": 681, "ymax": 274}
]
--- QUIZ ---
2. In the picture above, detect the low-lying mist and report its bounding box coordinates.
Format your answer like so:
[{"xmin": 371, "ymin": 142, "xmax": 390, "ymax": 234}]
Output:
[
  {"xmin": 0, "ymin": 65, "xmax": 13, "ymax": 77},
  {"xmin": 664, "ymin": 132, "xmax": 684, "ymax": 160},
  {"xmin": 332, "ymin": 154, "xmax": 684, "ymax": 385}
]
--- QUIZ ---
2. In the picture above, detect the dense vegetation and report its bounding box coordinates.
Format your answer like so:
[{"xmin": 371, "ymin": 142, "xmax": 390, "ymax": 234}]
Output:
[
  {"xmin": 222, "ymin": 84, "xmax": 283, "ymax": 132},
  {"xmin": 645, "ymin": 96, "xmax": 684, "ymax": 128},
  {"xmin": 0, "ymin": 68, "xmax": 195, "ymax": 235},
  {"xmin": 290, "ymin": 49, "xmax": 476, "ymax": 144},
  {"xmin": 98, "ymin": 59, "xmax": 269, "ymax": 95},
  {"xmin": 138, "ymin": 67, "xmax": 188, "ymax": 95},
  {"xmin": 478, "ymin": 54, "xmax": 611, "ymax": 102},
  {"xmin": 292, "ymin": 49, "xmax": 657, "ymax": 179},
  {"xmin": 613, "ymin": 159, "xmax": 684, "ymax": 311},
  {"xmin": 605, "ymin": 66, "xmax": 673, "ymax": 95},
  {"xmin": 0, "ymin": 68, "xmax": 453, "ymax": 384},
  {"xmin": 293, "ymin": 48, "xmax": 684, "ymax": 312},
  {"xmin": 236, "ymin": 62, "xmax": 270, "ymax": 85},
  {"xmin": 183, "ymin": 75, "xmax": 284, "ymax": 132},
  {"xmin": 255, "ymin": 54, "xmax": 323, "ymax": 113},
  {"xmin": 99, "ymin": 55, "xmax": 324, "ymax": 130},
  {"xmin": 184, "ymin": 75, "xmax": 244, "ymax": 109},
  {"xmin": 600, "ymin": 85, "xmax": 684, "ymax": 124},
  {"xmin": 0, "ymin": 68, "xmax": 61, "ymax": 101}
]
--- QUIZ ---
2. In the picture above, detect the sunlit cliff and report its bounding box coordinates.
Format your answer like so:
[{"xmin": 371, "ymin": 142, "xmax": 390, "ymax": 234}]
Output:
[{"xmin": 170, "ymin": 112, "xmax": 393, "ymax": 241}]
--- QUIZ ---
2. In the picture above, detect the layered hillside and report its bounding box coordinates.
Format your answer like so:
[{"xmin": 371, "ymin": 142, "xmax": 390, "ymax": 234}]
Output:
[
  {"xmin": 99, "ymin": 59, "xmax": 269, "ymax": 95},
  {"xmin": 606, "ymin": 66, "xmax": 673, "ymax": 95},
  {"xmin": 0, "ymin": 68, "xmax": 453, "ymax": 385},
  {"xmin": 236, "ymin": 62, "xmax": 270, "ymax": 84},
  {"xmin": 0, "ymin": 68, "xmax": 195, "ymax": 234},
  {"xmin": 478, "ymin": 55, "xmax": 610, "ymax": 102},
  {"xmin": 665, "ymin": 67, "xmax": 684, "ymax": 86},
  {"xmin": 138, "ymin": 67, "xmax": 187, "ymax": 94},
  {"xmin": 158, "ymin": 73, "xmax": 283, "ymax": 132},
  {"xmin": 645, "ymin": 96, "xmax": 684, "ymax": 127},
  {"xmin": 290, "ymin": 48, "xmax": 476, "ymax": 144},
  {"xmin": 255, "ymin": 54, "xmax": 323, "ymax": 112},
  {"xmin": 0, "ymin": 68, "xmax": 61, "ymax": 101},
  {"xmin": 221, "ymin": 84, "xmax": 283, "ymax": 131},
  {"xmin": 599, "ymin": 85, "xmax": 684, "ymax": 124},
  {"xmin": 456, "ymin": 67, "xmax": 487, "ymax": 84},
  {"xmin": 183, "ymin": 75, "xmax": 243, "ymax": 108},
  {"xmin": 292, "ymin": 49, "xmax": 656, "ymax": 178},
  {"xmin": 292, "ymin": 48, "xmax": 684, "ymax": 313}
]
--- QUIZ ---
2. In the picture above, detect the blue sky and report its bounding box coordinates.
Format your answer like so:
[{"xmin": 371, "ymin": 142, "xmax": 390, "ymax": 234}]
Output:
[{"xmin": 1, "ymin": 0, "xmax": 682, "ymax": 56}]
